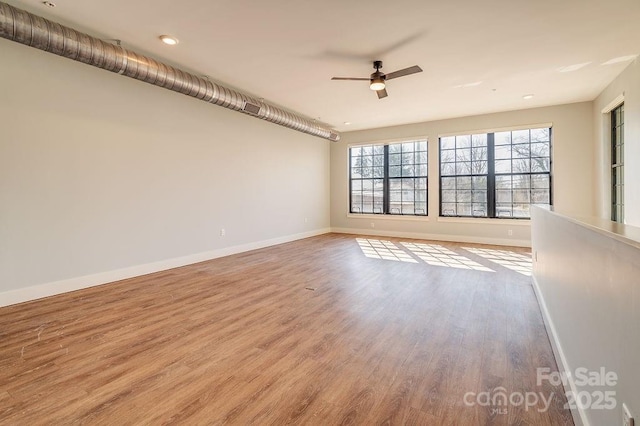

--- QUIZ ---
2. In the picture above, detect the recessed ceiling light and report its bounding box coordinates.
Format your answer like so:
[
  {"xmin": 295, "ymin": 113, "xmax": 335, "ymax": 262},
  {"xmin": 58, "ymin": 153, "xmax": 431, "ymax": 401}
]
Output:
[
  {"xmin": 43, "ymin": 1, "xmax": 56, "ymax": 7},
  {"xmin": 523, "ymin": 94, "xmax": 534, "ymax": 100},
  {"xmin": 344, "ymin": 121, "xmax": 351, "ymax": 125},
  {"xmin": 557, "ymin": 62, "xmax": 591, "ymax": 73},
  {"xmin": 159, "ymin": 35, "xmax": 179, "ymax": 46},
  {"xmin": 602, "ymin": 55, "xmax": 637, "ymax": 65}
]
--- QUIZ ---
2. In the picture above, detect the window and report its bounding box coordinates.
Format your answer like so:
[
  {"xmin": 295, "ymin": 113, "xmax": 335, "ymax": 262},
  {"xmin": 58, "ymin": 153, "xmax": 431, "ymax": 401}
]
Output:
[
  {"xmin": 440, "ymin": 127, "xmax": 551, "ymax": 219},
  {"xmin": 350, "ymin": 140, "xmax": 428, "ymax": 216},
  {"xmin": 611, "ymin": 104, "xmax": 624, "ymax": 223}
]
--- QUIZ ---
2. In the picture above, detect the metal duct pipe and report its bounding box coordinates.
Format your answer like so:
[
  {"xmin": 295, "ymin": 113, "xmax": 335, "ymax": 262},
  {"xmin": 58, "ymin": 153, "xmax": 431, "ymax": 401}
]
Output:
[{"xmin": 0, "ymin": 2, "xmax": 340, "ymax": 142}]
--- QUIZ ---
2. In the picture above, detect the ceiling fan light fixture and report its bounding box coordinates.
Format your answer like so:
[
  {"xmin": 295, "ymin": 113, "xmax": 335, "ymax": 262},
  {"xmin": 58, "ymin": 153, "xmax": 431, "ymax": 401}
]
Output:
[{"xmin": 370, "ymin": 78, "xmax": 385, "ymax": 91}]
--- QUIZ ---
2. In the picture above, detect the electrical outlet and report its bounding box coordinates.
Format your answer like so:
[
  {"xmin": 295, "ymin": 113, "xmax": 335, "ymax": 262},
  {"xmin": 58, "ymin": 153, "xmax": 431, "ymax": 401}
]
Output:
[
  {"xmin": 220, "ymin": 228, "xmax": 225, "ymax": 237},
  {"xmin": 304, "ymin": 217, "xmax": 308, "ymax": 223},
  {"xmin": 534, "ymin": 251, "xmax": 538, "ymax": 262},
  {"xmin": 623, "ymin": 403, "xmax": 634, "ymax": 426},
  {"xmin": 507, "ymin": 229, "xmax": 513, "ymax": 236},
  {"xmin": 370, "ymin": 222, "xmax": 375, "ymax": 228}
]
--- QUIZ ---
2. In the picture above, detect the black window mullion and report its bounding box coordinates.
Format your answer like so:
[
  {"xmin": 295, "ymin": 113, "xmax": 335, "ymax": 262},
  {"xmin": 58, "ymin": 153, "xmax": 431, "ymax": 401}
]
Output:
[
  {"xmin": 348, "ymin": 149, "xmax": 353, "ymax": 213},
  {"xmin": 487, "ymin": 133, "xmax": 496, "ymax": 218},
  {"xmin": 383, "ymin": 144, "xmax": 390, "ymax": 214}
]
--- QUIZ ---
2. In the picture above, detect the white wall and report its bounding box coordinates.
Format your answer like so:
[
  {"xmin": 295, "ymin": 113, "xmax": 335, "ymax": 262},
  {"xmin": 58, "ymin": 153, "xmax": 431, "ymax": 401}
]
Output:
[
  {"xmin": 331, "ymin": 102, "xmax": 594, "ymax": 246},
  {"xmin": 531, "ymin": 206, "xmax": 640, "ymax": 426},
  {"xmin": 593, "ymin": 59, "xmax": 640, "ymax": 226},
  {"xmin": 0, "ymin": 40, "xmax": 330, "ymax": 305}
]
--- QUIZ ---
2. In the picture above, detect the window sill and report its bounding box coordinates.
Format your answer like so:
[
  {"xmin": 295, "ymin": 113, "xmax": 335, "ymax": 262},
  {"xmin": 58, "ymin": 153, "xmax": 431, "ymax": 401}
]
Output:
[
  {"xmin": 346, "ymin": 213, "xmax": 430, "ymax": 222},
  {"xmin": 437, "ymin": 216, "xmax": 531, "ymax": 226}
]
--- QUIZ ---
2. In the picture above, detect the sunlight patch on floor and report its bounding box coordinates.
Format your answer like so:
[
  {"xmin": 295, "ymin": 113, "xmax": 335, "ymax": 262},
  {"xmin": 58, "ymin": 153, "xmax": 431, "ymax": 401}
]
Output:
[
  {"xmin": 401, "ymin": 242, "xmax": 494, "ymax": 272},
  {"xmin": 356, "ymin": 238, "xmax": 419, "ymax": 263},
  {"xmin": 462, "ymin": 247, "xmax": 532, "ymax": 276}
]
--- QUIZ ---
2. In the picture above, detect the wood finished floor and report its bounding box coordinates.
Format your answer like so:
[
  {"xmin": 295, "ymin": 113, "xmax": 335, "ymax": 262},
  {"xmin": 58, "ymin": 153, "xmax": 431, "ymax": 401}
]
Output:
[{"xmin": 0, "ymin": 234, "xmax": 573, "ymax": 425}]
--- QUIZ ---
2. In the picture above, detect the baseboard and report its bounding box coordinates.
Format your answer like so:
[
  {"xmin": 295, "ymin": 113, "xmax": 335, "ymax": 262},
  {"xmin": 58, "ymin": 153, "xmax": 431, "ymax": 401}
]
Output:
[
  {"xmin": 330, "ymin": 227, "xmax": 531, "ymax": 248},
  {"xmin": 532, "ymin": 275, "xmax": 589, "ymax": 426},
  {"xmin": 0, "ymin": 228, "xmax": 331, "ymax": 308}
]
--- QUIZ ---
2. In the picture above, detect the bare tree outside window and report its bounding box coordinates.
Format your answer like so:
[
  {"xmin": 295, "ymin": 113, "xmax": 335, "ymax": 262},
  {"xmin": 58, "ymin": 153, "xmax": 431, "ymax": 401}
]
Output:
[
  {"xmin": 350, "ymin": 141, "xmax": 428, "ymax": 216},
  {"xmin": 440, "ymin": 128, "xmax": 551, "ymax": 219}
]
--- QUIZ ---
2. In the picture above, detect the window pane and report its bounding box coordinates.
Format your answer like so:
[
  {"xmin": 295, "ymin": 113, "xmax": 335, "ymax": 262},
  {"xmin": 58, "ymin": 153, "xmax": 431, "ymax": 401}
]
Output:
[
  {"xmin": 512, "ymin": 158, "xmax": 530, "ymax": 173},
  {"xmin": 496, "ymin": 204, "xmax": 513, "ymax": 217},
  {"xmin": 496, "ymin": 190, "xmax": 512, "ymax": 203},
  {"xmin": 373, "ymin": 145, "xmax": 384, "ymax": 155},
  {"xmin": 456, "ymin": 148, "xmax": 471, "ymax": 162},
  {"xmin": 472, "ymin": 176, "xmax": 487, "ymax": 189},
  {"xmin": 495, "ymin": 131, "xmax": 511, "ymax": 145},
  {"xmin": 513, "ymin": 190, "xmax": 531, "ymax": 203},
  {"xmin": 402, "ymin": 165, "xmax": 415, "ymax": 177},
  {"xmin": 442, "ymin": 203, "xmax": 456, "ymax": 216},
  {"xmin": 531, "ymin": 175, "xmax": 549, "ymax": 189},
  {"xmin": 441, "ymin": 177, "xmax": 456, "ymax": 190},
  {"xmin": 472, "ymin": 191, "xmax": 487, "ymax": 203},
  {"xmin": 472, "ymin": 204, "xmax": 487, "ymax": 217},
  {"xmin": 441, "ymin": 162, "xmax": 456, "ymax": 176},
  {"xmin": 512, "ymin": 144, "xmax": 530, "ymax": 158},
  {"xmin": 512, "ymin": 129, "xmax": 529, "ymax": 143},
  {"xmin": 457, "ymin": 176, "xmax": 472, "ymax": 189},
  {"xmin": 472, "ymin": 147, "xmax": 488, "ymax": 161},
  {"xmin": 496, "ymin": 175, "xmax": 512, "ymax": 189},
  {"xmin": 402, "ymin": 204, "xmax": 415, "ymax": 215},
  {"xmin": 456, "ymin": 135, "xmax": 471, "ymax": 148},
  {"xmin": 441, "ymin": 137, "xmax": 455, "ymax": 150},
  {"xmin": 530, "ymin": 142, "xmax": 550, "ymax": 157},
  {"xmin": 472, "ymin": 134, "xmax": 488, "ymax": 147},
  {"xmin": 513, "ymin": 204, "xmax": 530, "ymax": 218},
  {"xmin": 457, "ymin": 203, "xmax": 472, "ymax": 216},
  {"xmin": 495, "ymin": 145, "xmax": 511, "ymax": 159},
  {"xmin": 532, "ymin": 189, "xmax": 550, "ymax": 204},
  {"xmin": 390, "ymin": 166, "xmax": 401, "ymax": 177},
  {"xmin": 531, "ymin": 158, "xmax": 550, "ymax": 173},
  {"xmin": 456, "ymin": 162, "xmax": 471, "ymax": 175},
  {"xmin": 457, "ymin": 190, "xmax": 472, "ymax": 202},
  {"xmin": 531, "ymin": 128, "xmax": 550, "ymax": 142},
  {"xmin": 441, "ymin": 149, "xmax": 455, "ymax": 163},
  {"xmin": 442, "ymin": 190, "xmax": 456, "ymax": 202},
  {"xmin": 495, "ymin": 159, "xmax": 511, "ymax": 173},
  {"xmin": 471, "ymin": 161, "xmax": 487, "ymax": 175}
]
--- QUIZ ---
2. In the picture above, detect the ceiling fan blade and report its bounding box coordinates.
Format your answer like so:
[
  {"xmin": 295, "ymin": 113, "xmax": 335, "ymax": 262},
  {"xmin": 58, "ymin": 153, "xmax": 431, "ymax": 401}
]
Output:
[
  {"xmin": 385, "ymin": 65, "xmax": 423, "ymax": 80},
  {"xmin": 377, "ymin": 88, "xmax": 388, "ymax": 99},
  {"xmin": 331, "ymin": 77, "xmax": 369, "ymax": 81}
]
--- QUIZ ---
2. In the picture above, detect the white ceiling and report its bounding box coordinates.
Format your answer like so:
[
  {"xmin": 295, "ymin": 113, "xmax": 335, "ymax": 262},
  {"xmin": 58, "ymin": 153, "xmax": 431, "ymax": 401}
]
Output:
[{"xmin": 8, "ymin": 0, "xmax": 640, "ymax": 132}]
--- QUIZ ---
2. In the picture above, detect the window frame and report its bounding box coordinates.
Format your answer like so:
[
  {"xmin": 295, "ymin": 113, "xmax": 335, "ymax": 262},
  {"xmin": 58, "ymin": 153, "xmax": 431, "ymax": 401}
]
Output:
[
  {"xmin": 438, "ymin": 126, "xmax": 553, "ymax": 220},
  {"xmin": 611, "ymin": 103, "xmax": 624, "ymax": 223},
  {"xmin": 349, "ymin": 139, "xmax": 428, "ymax": 217}
]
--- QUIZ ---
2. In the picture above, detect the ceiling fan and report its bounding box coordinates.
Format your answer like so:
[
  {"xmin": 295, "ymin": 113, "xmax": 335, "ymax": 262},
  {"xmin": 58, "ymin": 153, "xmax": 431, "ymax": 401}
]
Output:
[{"xmin": 331, "ymin": 60, "xmax": 423, "ymax": 99}]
